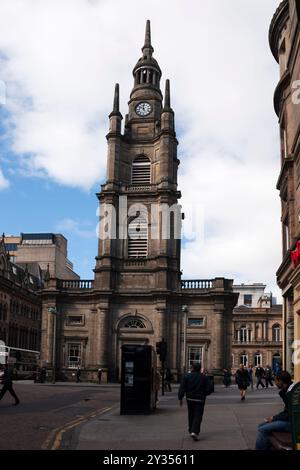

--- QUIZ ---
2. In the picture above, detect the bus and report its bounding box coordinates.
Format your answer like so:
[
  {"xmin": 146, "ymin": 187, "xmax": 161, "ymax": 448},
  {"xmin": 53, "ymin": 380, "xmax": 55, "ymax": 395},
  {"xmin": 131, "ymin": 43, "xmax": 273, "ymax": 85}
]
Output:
[{"xmin": 0, "ymin": 343, "xmax": 40, "ymax": 379}]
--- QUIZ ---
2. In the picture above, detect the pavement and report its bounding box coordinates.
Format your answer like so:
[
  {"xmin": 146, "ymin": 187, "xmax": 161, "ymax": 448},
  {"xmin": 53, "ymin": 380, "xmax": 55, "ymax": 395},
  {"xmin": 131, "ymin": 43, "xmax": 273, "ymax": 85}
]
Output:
[{"xmin": 68, "ymin": 384, "xmax": 282, "ymax": 450}]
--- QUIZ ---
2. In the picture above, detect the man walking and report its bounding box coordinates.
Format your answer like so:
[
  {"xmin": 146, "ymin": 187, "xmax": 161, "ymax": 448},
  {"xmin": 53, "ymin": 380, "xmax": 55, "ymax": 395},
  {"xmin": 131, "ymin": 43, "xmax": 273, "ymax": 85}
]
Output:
[
  {"xmin": 264, "ymin": 366, "xmax": 274, "ymax": 388},
  {"xmin": 255, "ymin": 366, "xmax": 265, "ymax": 389},
  {"xmin": 0, "ymin": 364, "xmax": 20, "ymax": 405},
  {"xmin": 255, "ymin": 371, "xmax": 293, "ymax": 450},
  {"xmin": 97, "ymin": 368, "xmax": 102, "ymax": 384},
  {"xmin": 76, "ymin": 366, "xmax": 81, "ymax": 383},
  {"xmin": 178, "ymin": 363, "xmax": 212, "ymax": 441}
]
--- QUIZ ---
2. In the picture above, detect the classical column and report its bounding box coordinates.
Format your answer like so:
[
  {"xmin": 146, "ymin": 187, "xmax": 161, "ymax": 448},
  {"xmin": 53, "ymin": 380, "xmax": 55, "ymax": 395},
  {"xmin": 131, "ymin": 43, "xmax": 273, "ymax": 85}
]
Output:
[
  {"xmin": 156, "ymin": 307, "xmax": 167, "ymax": 342},
  {"xmin": 98, "ymin": 306, "xmax": 109, "ymax": 369},
  {"xmin": 213, "ymin": 311, "xmax": 224, "ymax": 373}
]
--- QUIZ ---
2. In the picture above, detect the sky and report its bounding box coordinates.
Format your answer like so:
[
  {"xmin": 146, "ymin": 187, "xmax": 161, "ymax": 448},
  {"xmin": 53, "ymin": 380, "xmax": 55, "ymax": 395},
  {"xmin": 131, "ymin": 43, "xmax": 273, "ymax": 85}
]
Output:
[{"xmin": 0, "ymin": 0, "xmax": 282, "ymax": 298}]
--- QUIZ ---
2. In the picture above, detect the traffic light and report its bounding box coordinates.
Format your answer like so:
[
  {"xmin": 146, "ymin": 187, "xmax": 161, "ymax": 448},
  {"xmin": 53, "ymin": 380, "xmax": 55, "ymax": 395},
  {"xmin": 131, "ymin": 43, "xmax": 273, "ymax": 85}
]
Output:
[{"xmin": 156, "ymin": 340, "xmax": 167, "ymax": 362}]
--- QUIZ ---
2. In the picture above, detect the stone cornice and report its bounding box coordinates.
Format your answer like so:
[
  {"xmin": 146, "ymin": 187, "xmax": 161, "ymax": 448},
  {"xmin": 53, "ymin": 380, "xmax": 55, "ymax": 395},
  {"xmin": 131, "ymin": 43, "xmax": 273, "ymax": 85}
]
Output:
[
  {"xmin": 273, "ymin": 68, "xmax": 291, "ymax": 116},
  {"xmin": 269, "ymin": 0, "xmax": 289, "ymax": 62}
]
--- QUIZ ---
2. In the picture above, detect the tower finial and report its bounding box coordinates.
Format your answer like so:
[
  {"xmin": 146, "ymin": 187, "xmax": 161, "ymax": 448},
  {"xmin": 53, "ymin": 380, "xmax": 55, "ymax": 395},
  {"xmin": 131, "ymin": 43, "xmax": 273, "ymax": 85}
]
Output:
[
  {"xmin": 142, "ymin": 20, "xmax": 154, "ymax": 56},
  {"xmin": 164, "ymin": 79, "xmax": 171, "ymax": 110},
  {"xmin": 113, "ymin": 83, "xmax": 119, "ymax": 113},
  {"xmin": 109, "ymin": 83, "xmax": 122, "ymax": 119}
]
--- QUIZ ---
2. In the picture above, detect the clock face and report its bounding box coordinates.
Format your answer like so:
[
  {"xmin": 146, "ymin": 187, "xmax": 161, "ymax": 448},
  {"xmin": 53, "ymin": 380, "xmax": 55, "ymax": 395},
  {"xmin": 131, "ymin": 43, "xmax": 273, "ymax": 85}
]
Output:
[{"xmin": 135, "ymin": 102, "xmax": 152, "ymax": 117}]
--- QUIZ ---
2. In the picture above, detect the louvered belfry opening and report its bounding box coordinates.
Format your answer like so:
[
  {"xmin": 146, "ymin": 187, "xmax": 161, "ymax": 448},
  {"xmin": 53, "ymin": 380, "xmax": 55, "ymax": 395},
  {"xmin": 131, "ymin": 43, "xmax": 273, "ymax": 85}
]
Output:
[
  {"xmin": 131, "ymin": 155, "xmax": 151, "ymax": 185},
  {"xmin": 128, "ymin": 215, "xmax": 148, "ymax": 258}
]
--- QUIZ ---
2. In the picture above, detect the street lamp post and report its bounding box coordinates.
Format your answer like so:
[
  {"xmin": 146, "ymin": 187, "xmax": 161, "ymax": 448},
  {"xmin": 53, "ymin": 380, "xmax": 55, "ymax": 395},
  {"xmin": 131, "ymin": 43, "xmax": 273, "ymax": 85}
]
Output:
[
  {"xmin": 48, "ymin": 307, "xmax": 57, "ymax": 384},
  {"xmin": 182, "ymin": 305, "xmax": 188, "ymax": 373}
]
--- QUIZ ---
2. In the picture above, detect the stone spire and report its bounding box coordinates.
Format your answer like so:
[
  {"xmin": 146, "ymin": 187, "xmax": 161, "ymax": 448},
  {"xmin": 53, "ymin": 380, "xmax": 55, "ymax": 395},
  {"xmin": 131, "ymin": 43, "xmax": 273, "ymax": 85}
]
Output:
[
  {"xmin": 109, "ymin": 83, "xmax": 122, "ymax": 118},
  {"xmin": 142, "ymin": 19, "xmax": 154, "ymax": 57},
  {"xmin": 163, "ymin": 79, "xmax": 171, "ymax": 110}
]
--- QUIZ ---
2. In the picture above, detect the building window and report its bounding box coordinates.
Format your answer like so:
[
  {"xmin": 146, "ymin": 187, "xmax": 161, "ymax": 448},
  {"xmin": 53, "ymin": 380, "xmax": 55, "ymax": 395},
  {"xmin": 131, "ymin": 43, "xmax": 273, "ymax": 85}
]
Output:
[
  {"xmin": 122, "ymin": 318, "xmax": 146, "ymax": 329},
  {"xmin": 239, "ymin": 326, "xmax": 251, "ymax": 343},
  {"xmin": 67, "ymin": 315, "xmax": 84, "ymax": 326},
  {"xmin": 187, "ymin": 318, "xmax": 204, "ymax": 327},
  {"xmin": 128, "ymin": 216, "xmax": 148, "ymax": 258},
  {"xmin": 131, "ymin": 155, "xmax": 151, "ymax": 186},
  {"xmin": 243, "ymin": 295, "xmax": 252, "ymax": 307},
  {"xmin": 67, "ymin": 343, "xmax": 81, "ymax": 368},
  {"xmin": 283, "ymin": 218, "xmax": 290, "ymax": 252},
  {"xmin": 4, "ymin": 243, "xmax": 18, "ymax": 252},
  {"xmin": 187, "ymin": 346, "xmax": 203, "ymax": 371},
  {"xmin": 255, "ymin": 353, "xmax": 262, "ymax": 367},
  {"xmin": 280, "ymin": 122, "xmax": 288, "ymax": 159},
  {"xmin": 240, "ymin": 354, "xmax": 248, "ymax": 366},
  {"xmin": 272, "ymin": 324, "xmax": 281, "ymax": 342}
]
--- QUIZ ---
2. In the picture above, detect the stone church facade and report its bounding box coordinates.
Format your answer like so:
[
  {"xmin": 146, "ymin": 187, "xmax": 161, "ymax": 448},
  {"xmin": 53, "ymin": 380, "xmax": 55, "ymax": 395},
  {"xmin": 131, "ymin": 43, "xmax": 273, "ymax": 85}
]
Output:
[{"xmin": 40, "ymin": 21, "xmax": 238, "ymax": 382}]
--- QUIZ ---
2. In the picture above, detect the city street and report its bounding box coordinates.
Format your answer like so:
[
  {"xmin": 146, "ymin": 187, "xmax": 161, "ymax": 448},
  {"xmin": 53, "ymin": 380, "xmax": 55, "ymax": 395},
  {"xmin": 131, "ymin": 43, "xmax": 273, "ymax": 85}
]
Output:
[
  {"xmin": 0, "ymin": 381, "xmax": 120, "ymax": 450},
  {"xmin": 0, "ymin": 382, "xmax": 282, "ymax": 450},
  {"xmin": 75, "ymin": 385, "xmax": 281, "ymax": 451}
]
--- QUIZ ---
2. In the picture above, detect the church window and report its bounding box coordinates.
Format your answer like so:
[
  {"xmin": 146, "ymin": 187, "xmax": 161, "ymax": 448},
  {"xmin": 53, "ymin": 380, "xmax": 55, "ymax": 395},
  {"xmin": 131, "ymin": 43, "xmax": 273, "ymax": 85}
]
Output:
[
  {"xmin": 131, "ymin": 155, "xmax": 151, "ymax": 185},
  {"xmin": 187, "ymin": 318, "xmax": 204, "ymax": 327},
  {"xmin": 128, "ymin": 215, "xmax": 148, "ymax": 258},
  {"xmin": 122, "ymin": 318, "xmax": 146, "ymax": 329},
  {"xmin": 187, "ymin": 346, "xmax": 203, "ymax": 371},
  {"xmin": 67, "ymin": 315, "xmax": 84, "ymax": 326},
  {"xmin": 67, "ymin": 343, "xmax": 81, "ymax": 368}
]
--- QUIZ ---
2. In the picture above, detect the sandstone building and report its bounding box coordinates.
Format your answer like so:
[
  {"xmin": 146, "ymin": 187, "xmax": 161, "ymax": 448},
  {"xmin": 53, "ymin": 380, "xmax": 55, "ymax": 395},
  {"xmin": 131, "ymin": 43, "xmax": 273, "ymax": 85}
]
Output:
[
  {"xmin": 4, "ymin": 233, "xmax": 79, "ymax": 280},
  {"xmin": 269, "ymin": 0, "xmax": 300, "ymax": 381},
  {"xmin": 40, "ymin": 21, "xmax": 238, "ymax": 382},
  {"xmin": 0, "ymin": 236, "xmax": 41, "ymax": 370},
  {"xmin": 232, "ymin": 284, "xmax": 282, "ymax": 371}
]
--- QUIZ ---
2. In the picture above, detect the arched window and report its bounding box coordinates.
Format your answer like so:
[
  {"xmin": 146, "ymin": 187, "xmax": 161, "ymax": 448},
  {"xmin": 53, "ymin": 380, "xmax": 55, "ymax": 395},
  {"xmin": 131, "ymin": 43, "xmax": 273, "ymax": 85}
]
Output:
[
  {"xmin": 239, "ymin": 326, "xmax": 251, "ymax": 343},
  {"xmin": 121, "ymin": 317, "xmax": 146, "ymax": 329},
  {"xmin": 128, "ymin": 215, "xmax": 148, "ymax": 258},
  {"xmin": 131, "ymin": 155, "xmax": 151, "ymax": 186},
  {"xmin": 272, "ymin": 324, "xmax": 281, "ymax": 342}
]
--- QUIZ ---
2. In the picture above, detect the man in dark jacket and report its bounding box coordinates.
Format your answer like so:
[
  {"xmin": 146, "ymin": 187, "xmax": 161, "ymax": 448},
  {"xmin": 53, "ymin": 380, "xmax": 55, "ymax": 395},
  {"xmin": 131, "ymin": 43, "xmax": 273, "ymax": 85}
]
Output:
[
  {"xmin": 178, "ymin": 363, "xmax": 212, "ymax": 441},
  {"xmin": 255, "ymin": 371, "xmax": 293, "ymax": 450},
  {"xmin": 0, "ymin": 364, "xmax": 20, "ymax": 405},
  {"xmin": 264, "ymin": 366, "xmax": 274, "ymax": 388},
  {"xmin": 255, "ymin": 366, "xmax": 265, "ymax": 389}
]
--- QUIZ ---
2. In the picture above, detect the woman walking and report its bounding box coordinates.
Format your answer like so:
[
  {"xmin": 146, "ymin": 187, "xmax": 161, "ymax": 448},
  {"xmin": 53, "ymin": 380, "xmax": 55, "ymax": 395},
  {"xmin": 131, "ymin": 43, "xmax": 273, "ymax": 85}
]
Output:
[{"xmin": 235, "ymin": 364, "xmax": 250, "ymax": 401}]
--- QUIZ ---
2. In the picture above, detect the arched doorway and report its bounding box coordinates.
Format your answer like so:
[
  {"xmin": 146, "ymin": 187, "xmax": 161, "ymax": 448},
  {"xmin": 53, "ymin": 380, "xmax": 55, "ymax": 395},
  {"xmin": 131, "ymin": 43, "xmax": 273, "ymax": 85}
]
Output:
[{"xmin": 116, "ymin": 314, "xmax": 153, "ymax": 381}]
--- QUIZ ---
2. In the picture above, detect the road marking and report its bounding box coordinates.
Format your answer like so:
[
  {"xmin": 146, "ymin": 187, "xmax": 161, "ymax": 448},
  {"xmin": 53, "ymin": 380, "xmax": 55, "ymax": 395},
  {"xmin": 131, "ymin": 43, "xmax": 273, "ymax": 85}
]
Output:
[{"xmin": 42, "ymin": 406, "xmax": 112, "ymax": 450}]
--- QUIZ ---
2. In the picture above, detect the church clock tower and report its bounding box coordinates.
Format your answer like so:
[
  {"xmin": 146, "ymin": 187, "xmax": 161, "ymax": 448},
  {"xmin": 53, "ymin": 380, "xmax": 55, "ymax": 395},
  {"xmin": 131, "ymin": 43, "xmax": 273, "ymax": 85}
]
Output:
[
  {"xmin": 40, "ymin": 20, "xmax": 238, "ymax": 383},
  {"xmin": 95, "ymin": 20, "xmax": 182, "ymax": 294}
]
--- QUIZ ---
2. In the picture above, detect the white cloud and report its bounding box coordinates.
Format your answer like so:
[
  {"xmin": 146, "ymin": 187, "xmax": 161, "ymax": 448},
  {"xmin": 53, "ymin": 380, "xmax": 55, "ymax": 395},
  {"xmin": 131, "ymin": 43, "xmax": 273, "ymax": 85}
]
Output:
[
  {"xmin": 56, "ymin": 218, "xmax": 95, "ymax": 239},
  {"xmin": 0, "ymin": 0, "xmax": 283, "ymax": 295},
  {"xmin": 0, "ymin": 166, "xmax": 9, "ymax": 189}
]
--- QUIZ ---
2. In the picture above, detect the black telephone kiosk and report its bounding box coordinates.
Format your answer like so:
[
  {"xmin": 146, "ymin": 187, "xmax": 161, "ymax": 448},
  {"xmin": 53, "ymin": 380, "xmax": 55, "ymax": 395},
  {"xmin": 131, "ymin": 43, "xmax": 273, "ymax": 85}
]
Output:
[{"xmin": 120, "ymin": 344, "xmax": 157, "ymax": 415}]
